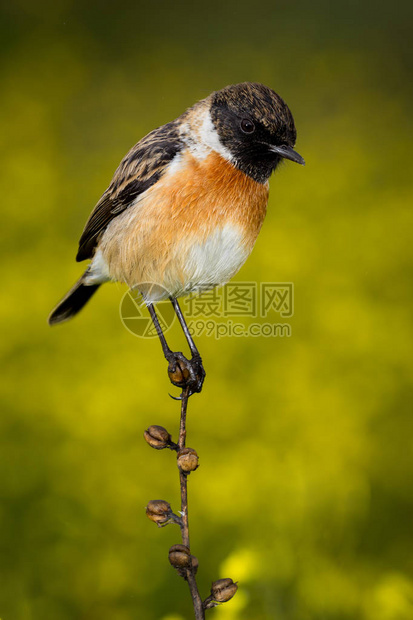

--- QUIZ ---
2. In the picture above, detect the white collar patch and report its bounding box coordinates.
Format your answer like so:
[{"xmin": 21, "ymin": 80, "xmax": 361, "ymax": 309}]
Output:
[{"xmin": 182, "ymin": 107, "xmax": 234, "ymax": 163}]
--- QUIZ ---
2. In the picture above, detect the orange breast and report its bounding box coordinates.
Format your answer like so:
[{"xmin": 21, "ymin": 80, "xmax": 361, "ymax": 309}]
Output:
[
  {"xmin": 154, "ymin": 150, "xmax": 269, "ymax": 245},
  {"xmin": 99, "ymin": 150, "xmax": 269, "ymax": 290}
]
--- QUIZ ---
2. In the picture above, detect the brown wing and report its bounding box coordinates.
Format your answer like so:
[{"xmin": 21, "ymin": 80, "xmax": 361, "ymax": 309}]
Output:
[{"xmin": 76, "ymin": 120, "xmax": 183, "ymax": 262}]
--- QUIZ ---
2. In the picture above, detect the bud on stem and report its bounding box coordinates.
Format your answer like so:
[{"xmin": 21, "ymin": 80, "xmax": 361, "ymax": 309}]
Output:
[
  {"xmin": 168, "ymin": 544, "xmax": 191, "ymax": 568},
  {"xmin": 144, "ymin": 425, "xmax": 176, "ymax": 450},
  {"xmin": 168, "ymin": 359, "xmax": 190, "ymax": 387},
  {"xmin": 204, "ymin": 578, "xmax": 238, "ymax": 608},
  {"xmin": 145, "ymin": 500, "xmax": 181, "ymax": 527},
  {"xmin": 177, "ymin": 447, "xmax": 199, "ymax": 473},
  {"xmin": 168, "ymin": 545, "xmax": 199, "ymax": 581}
]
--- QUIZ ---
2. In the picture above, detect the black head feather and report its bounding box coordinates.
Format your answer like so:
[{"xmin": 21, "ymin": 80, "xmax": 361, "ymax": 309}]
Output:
[{"xmin": 210, "ymin": 82, "xmax": 302, "ymax": 183}]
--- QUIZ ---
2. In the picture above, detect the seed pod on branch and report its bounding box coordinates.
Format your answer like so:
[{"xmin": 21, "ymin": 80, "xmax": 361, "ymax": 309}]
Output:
[
  {"xmin": 177, "ymin": 447, "xmax": 199, "ymax": 473},
  {"xmin": 168, "ymin": 358, "xmax": 190, "ymax": 387},
  {"xmin": 204, "ymin": 578, "xmax": 238, "ymax": 608},
  {"xmin": 144, "ymin": 425, "xmax": 176, "ymax": 450},
  {"xmin": 145, "ymin": 500, "xmax": 181, "ymax": 527},
  {"xmin": 168, "ymin": 544, "xmax": 191, "ymax": 569}
]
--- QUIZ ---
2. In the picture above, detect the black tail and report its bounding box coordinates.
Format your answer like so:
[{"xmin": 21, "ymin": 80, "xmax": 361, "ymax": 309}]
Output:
[{"xmin": 48, "ymin": 277, "xmax": 100, "ymax": 325}]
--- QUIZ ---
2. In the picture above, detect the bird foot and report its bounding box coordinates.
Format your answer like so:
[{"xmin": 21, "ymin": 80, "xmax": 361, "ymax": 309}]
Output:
[{"xmin": 166, "ymin": 351, "xmax": 206, "ymax": 396}]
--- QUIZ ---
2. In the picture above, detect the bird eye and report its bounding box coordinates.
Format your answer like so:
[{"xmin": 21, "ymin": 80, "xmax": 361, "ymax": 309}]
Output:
[{"xmin": 240, "ymin": 118, "xmax": 255, "ymax": 134}]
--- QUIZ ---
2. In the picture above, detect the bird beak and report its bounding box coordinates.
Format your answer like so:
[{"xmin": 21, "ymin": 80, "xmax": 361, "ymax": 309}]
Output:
[{"xmin": 270, "ymin": 145, "xmax": 305, "ymax": 166}]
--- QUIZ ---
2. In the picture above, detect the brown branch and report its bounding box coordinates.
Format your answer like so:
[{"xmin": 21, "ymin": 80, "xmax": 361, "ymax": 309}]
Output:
[
  {"xmin": 145, "ymin": 354, "xmax": 238, "ymax": 617},
  {"xmin": 177, "ymin": 386, "xmax": 204, "ymax": 619}
]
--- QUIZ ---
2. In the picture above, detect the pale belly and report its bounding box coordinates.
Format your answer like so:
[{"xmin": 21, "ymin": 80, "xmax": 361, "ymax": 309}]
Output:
[
  {"xmin": 166, "ymin": 223, "xmax": 251, "ymax": 299},
  {"xmin": 85, "ymin": 150, "xmax": 268, "ymax": 301},
  {"xmin": 88, "ymin": 220, "xmax": 252, "ymax": 302}
]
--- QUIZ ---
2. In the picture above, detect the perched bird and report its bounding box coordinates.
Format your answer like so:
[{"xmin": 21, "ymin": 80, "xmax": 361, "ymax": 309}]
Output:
[{"xmin": 49, "ymin": 82, "xmax": 304, "ymax": 392}]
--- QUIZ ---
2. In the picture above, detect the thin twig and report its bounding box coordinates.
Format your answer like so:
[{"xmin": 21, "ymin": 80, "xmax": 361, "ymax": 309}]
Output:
[
  {"xmin": 178, "ymin": 386, "xmax": 205, "ymax": 619},
  {"xmin": 144, "ymin": 328, "xmax": 237, "ymax": 615}
]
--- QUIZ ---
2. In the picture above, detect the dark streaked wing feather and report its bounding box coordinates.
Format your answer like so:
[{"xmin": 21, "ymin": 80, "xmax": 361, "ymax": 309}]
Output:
[{"xmin": 76, "ymin": 120, "xmax": 183, "ymax": 262}]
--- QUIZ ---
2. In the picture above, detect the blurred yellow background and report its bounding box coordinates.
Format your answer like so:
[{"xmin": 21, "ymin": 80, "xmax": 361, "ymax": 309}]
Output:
[{"xmin": 1, "ymin": 1, "xmax": 412, "ymax": 618}]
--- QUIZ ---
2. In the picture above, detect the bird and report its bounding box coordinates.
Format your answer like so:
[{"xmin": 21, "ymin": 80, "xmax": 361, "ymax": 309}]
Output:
[{"xmin": 49, "ymin": 82, "xmax": 304, "ymax": 393}]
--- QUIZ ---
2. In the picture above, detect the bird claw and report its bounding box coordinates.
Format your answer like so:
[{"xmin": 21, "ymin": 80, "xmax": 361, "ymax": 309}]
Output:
[
  {"xmin": 168, "ymin": 392, "xmax": 182, "ymax": 401},
  {"xmin": 166, "ymin": 351, "xmax": 206, "ymax": 396}
]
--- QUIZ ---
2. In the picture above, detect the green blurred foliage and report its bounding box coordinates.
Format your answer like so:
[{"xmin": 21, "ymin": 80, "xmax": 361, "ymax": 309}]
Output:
[{"xmin": 1, "ymin": 1, "xmax": 413, "ymax": 618}]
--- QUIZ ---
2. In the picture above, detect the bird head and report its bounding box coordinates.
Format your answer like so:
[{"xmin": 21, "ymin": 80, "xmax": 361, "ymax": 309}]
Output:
[{"xmin": 208, "ymin": 82, "xmax": 304, "ymax": 183}]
